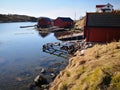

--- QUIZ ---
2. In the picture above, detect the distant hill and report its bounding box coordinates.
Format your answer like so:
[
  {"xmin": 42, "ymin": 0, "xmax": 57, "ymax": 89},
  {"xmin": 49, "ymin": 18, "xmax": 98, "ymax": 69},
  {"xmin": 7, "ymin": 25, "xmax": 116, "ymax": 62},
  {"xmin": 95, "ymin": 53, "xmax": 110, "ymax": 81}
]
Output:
[{"xmin": 0, "ymin": 14, "xmax": 38, "ymax": 23}]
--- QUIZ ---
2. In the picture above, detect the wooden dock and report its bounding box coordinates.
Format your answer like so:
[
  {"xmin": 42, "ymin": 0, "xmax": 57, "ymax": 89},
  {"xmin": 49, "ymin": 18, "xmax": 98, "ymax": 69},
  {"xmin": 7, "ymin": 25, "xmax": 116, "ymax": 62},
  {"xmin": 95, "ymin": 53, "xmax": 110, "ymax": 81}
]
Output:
[
  {"xmin": 42, "ymin": 40, "xmax": 84, "ymax": 58},
  {"xmin": 43, "ymin": 42, "xmax": 68, "ymax": 58},
  {"xmin": 57, "ymin": 33, "xmax": 84, "ymax": 41},
  {"xmin": 20, "ymin": 25, "xmax": 35, "ymax": 28}
]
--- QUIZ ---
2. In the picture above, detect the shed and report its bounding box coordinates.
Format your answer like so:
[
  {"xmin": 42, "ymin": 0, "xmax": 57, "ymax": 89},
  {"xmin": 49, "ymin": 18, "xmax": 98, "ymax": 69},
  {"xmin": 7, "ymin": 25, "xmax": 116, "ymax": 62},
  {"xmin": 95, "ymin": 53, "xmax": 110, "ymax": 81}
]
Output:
[
  {"xmin": 54, "ymin": 17, "xmax": 74, "ymax": 28},
  {"xmin": 84, "ymin": 13, "xmax": 120, "ymax": 42},
  {"xmin": 37, "ymin": 17, "xmax": 52, "ymax": 28}
]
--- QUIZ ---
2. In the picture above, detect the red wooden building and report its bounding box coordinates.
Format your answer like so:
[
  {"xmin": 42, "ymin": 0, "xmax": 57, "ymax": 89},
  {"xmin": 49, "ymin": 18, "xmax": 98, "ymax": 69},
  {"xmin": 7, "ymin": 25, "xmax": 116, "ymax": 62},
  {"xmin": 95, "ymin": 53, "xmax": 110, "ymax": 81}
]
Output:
[
  {"xmin": 54, "ymin": 17, "xmax": 74, "ymax": 28},
  {"xmin": 84, "ymin": 13, "xmax": 120, "ymax": 42},
  {"xmin": 37, "ymin": 17, "xmax": 52, "ymax": 28}
]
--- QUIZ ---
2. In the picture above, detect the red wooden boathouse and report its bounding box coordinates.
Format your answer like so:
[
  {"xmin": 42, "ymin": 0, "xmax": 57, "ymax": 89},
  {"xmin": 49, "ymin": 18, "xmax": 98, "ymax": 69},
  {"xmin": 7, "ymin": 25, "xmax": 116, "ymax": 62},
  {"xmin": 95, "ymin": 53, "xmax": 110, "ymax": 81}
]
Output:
[
  {"xmin": 54, "ymin": 17, "xmax": 74, "ymax": 28},
  {"xmin": 84, "ymin": 13, "xmax": 120, "ymax": 42},
  {"xmin": 37, "ymin": 17, "xmax": 52, "ymax": 28}
]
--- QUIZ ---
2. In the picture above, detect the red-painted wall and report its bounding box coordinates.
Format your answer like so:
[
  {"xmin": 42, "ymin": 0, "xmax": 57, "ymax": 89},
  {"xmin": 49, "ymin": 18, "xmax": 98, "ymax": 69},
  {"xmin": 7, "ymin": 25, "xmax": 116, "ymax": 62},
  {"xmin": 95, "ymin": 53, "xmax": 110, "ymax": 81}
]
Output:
[
  {"xmin": 38, "ymin": 19, "xmax": 51, "ymax": 26},
  {"xmin": 54, "ymin": 18, "xmax": 63, "ymax": 27},
  {"xmin": 85, "ymin": 27, "xmax": 120, "ymax": 42},
  {"xmin": 54, "ymin": 18, "xmax": 73, "ymax": 28}
]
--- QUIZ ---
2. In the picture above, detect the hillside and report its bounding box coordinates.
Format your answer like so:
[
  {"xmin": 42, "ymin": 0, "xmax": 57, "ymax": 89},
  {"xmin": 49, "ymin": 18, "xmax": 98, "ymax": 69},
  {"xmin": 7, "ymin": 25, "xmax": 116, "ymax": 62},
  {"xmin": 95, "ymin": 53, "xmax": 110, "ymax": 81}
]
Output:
[
  {"xmin": 0, "ymin": 14, "xmax": 37, "ymax": 23},
  {"xmin": 75, "ymin": 17, "xmax": 85, "ymax": 30},
  {"xmin": 50, "ymin": 41, "xmax": 120, "ymax": 90}
]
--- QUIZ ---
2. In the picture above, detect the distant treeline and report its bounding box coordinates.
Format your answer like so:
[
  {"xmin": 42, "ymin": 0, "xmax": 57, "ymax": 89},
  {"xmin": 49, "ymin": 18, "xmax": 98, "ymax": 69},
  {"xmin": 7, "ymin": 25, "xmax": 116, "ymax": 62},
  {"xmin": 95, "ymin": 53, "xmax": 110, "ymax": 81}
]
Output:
[{"xmin": 0, "ymin": 14, "xmax": 38, "ymax": 23}]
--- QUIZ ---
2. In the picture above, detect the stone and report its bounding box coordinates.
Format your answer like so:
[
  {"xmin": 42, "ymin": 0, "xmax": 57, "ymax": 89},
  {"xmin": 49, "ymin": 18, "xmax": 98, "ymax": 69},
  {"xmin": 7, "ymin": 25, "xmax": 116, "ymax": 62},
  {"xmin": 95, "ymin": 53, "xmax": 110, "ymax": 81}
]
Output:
[
  {"xmin": 34, "ymin": 75, "xmax": 48, "ymax": 87},
  {"xmin": 28, "ymin": 83, "xmax": 35, "ymax": 90},
  {"xmin": 41, "ymin": 85, "xmax": 49, "ymax": 89},
  {"xmin": 16, "ymin": 77, "xmax": 23, "ymax": 82},
  {"xmin": 50, "ymin": 73, "xmax": 56, "ymax": 79},
  {"xmin": 80, "ymin": 50, "xmax": 85, "ymax": 56},
  {"xmin": 41, "ymin": 68, "xmax": 46, "ymax": 73}
]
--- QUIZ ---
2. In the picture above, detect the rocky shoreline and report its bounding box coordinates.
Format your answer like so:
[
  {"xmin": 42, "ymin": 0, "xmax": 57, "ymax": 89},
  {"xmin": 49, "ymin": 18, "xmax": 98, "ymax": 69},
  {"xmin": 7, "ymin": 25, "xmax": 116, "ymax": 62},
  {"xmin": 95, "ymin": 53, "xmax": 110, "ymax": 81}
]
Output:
[
  {"xmin": 29, "ymin": 41, "xmax": 94, "ymax": 90},
  {"xmin": 49, "ymin": 41, "xmax": 120, "ymax": 90},
  {"xmin": 28, "ymin": 60, "xmax": 68, "ymax": 90}
]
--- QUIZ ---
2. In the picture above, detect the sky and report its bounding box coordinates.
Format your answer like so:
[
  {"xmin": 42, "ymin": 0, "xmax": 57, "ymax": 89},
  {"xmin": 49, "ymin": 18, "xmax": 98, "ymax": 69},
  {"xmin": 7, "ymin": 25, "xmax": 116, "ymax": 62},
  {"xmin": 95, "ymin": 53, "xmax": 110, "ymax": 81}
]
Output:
[{"xmin": 0, "ymin": 0, "xmax": 120, "ymax": 19}]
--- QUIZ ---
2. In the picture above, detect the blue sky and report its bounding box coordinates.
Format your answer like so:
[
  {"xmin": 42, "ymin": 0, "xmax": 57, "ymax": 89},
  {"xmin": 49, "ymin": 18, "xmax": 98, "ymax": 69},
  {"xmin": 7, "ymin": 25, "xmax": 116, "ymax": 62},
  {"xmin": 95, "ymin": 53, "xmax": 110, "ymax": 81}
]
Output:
[{"xmin": 0, "ymin": 0, "xmax": 120, "ymax": 19}]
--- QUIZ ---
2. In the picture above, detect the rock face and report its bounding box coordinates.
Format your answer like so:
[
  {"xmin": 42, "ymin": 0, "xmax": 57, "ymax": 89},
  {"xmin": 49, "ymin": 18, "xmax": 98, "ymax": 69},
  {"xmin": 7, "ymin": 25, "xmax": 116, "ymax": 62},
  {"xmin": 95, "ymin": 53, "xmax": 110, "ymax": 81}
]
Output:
[{"xmin": 50, "ymin": 41, "xmax": 120, "ymax": 90}]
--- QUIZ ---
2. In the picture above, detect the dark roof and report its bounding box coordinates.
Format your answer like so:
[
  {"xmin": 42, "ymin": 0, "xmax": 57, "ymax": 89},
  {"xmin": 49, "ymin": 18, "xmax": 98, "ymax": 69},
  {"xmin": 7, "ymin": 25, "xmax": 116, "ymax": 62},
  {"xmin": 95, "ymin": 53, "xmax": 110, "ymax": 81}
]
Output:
[
  {"xmin": 57, "ymin": 17, "xmax": 73, "ymax": 22},
  {"xmin": 38, "ymin": 17, "xmax": 51, "ymax": 21},
  {"xmin": 96, "ymin": 5, "xmax": 106, "ymax": 8},
  {"xmin": 86, "ymin": 13, "xmax": 120, "ymax": 27},
  {"xmin": 96, "ymin": 3, "xmax": 113, "ymax": 8},
  {"xmin": 106, "ymin": 3, "xmax": 113, "ymax": 7}
]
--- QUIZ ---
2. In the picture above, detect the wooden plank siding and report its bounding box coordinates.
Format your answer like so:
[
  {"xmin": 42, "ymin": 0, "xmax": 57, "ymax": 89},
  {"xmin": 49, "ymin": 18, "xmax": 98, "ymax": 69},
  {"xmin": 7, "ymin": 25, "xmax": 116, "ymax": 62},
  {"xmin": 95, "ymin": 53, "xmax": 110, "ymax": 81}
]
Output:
[
  {"xmin": 85, "ymin": 27, "xmax": 120, "ymax": 42},
  {"xmin": 84, "ymin": 13, "xmax": 120, "ymax": 42},
  {"xmin": 37, "ymin": 17, "xmax": 52, "ymax": 28},
  {"xmin": 54, "ymin": 17, "xmax": 74, "ymax": 28}
]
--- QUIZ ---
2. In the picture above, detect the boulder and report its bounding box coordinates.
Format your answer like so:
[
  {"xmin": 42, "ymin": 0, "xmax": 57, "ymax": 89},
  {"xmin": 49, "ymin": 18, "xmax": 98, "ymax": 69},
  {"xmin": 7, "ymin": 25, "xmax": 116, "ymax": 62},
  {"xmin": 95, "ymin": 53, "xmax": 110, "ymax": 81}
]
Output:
[{"xmin": 34, "ymin": 75, "xmax": 48, "ymax": 87}]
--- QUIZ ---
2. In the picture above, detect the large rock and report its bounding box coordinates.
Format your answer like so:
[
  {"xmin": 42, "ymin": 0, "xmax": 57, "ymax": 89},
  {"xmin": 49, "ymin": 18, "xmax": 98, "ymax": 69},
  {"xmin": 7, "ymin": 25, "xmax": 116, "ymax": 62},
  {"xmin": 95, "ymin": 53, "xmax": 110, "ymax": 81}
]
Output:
[{"xmin": 34, "ymin": 75, "xmax": 48, "ymax": 87}]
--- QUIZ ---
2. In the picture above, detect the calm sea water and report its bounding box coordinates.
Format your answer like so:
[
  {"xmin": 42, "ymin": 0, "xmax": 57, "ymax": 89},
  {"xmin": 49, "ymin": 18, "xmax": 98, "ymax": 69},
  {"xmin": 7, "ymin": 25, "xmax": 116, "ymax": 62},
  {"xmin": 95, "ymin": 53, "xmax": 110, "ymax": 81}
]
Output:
[{"xmin": 0, "ymin": 22, "xmax": 68, "ymax": 90}]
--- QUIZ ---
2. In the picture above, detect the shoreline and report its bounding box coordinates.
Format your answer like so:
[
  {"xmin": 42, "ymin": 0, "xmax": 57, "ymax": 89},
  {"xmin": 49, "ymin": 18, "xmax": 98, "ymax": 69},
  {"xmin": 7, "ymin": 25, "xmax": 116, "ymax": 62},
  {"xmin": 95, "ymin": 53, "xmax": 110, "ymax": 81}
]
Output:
[{"xmin": 49, "ymin": 41, "xmax": 120, "ymax": 90}]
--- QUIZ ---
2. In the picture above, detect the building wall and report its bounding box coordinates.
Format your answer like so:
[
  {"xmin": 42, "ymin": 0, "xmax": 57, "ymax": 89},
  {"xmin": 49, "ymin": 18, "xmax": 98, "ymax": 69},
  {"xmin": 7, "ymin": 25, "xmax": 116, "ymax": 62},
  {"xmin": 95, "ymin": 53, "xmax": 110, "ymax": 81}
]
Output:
[
  {"xmin": 96, "ymin": 5, "xmax": 113, "ymax": 12},
  {"xmin": 96, "ymin": 8, "xmax": 103, "ymax": 12},
  {"xmin": 85, "ymin": 27, "xmax": 120, "ymax": 42},
  {"xmin": 37, "ymin": 19, "xmax": 51, "ymax": 28},
  {"xmin": 54, "ymin": 18, "xmax": 73, "ymax": 28},
  {"xmin": 54, "ymin": 18, "xmax": 63, "ymax": 27}
]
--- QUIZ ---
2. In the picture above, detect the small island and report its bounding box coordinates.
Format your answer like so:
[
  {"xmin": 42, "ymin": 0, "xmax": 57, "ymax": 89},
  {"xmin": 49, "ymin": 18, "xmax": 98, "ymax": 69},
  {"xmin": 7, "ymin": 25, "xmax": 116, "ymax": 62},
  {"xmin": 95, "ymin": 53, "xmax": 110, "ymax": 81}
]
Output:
[{"xmin": 0, "ymin": 14, "xmax": 37, "ymax": 23}]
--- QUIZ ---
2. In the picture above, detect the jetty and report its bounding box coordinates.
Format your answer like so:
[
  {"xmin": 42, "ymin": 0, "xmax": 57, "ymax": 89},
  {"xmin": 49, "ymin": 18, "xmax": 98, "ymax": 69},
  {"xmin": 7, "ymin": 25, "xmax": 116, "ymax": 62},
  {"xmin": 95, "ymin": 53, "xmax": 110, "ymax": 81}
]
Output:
[
  {"xmin": 42, "ymin": 40, "xmax": 85, "ymax": 58},
  {"xmin": 43, "ymin": 42, "xmax": 68, "ymax": 58},
  {"xmin": 57, "ymin": 33, "xmax": 84, "ymax": 41},
  {"xmin": 20, "ymin": 25, "xmax": 36, "ymax": 28}
]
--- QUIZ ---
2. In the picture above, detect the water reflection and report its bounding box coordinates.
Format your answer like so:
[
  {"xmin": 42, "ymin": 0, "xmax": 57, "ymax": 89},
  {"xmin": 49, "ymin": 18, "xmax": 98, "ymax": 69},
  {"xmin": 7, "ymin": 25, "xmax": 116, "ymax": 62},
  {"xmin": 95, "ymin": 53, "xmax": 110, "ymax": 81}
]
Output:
[
  {"xmin": 0, "ymin": 22, "xmax": 68, "ymax": 90},
  {"xmin": 54, "ymin": 30, "xmax": 72, "ymax": 39},
  {"xmin": 37, "ymin": 29, "xmax": 73, "ymax": 40},
  {"xmin": 38, "ymin": 31, "xmax": 50, "ymax": 38},
  {"xmin": 37, "ymin": 28, "xmax": 81, "ymax": 41}
]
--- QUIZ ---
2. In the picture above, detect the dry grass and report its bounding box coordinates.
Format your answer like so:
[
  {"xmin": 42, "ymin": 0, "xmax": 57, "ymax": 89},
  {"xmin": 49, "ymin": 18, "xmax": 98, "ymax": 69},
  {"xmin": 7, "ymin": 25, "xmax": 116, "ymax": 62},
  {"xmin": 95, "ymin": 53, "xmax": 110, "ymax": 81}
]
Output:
[
  {"xmin": 75, "ymin": 17, "xmax": 85, "ymax": 29},
  {"xmin": 50, "ymin": 41, "xmax": 120, "ymax": 90}
]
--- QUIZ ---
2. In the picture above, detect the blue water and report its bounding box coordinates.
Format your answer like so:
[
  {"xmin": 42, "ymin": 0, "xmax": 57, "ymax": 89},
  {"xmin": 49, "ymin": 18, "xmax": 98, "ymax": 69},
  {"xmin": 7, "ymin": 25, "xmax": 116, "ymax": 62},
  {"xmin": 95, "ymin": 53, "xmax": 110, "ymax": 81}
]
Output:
[{"xmin": 0, "ymin": 22, "xmax": 68, "ymax": 90}]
